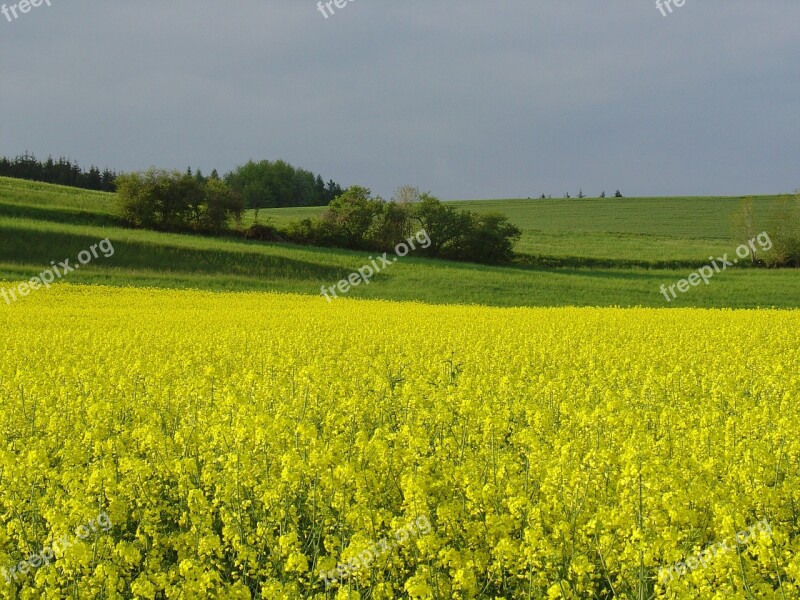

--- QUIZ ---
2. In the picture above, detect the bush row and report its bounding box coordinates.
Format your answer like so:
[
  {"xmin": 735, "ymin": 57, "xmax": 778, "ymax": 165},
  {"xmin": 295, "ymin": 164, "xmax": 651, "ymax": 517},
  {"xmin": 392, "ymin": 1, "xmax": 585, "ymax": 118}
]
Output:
[{"xmin": 276, "ymin": 186, "xmax": 522, "ymax": 264}]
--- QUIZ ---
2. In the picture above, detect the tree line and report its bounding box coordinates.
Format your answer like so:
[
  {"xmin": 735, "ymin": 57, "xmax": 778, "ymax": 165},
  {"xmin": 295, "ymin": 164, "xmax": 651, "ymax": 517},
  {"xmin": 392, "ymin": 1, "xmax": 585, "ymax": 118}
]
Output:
[
  {"xmin": 116, "ymin": 169, "xmax": 245, "ymax": 233},
  {"xmin": 117, "ymin": 174, "xmax": 522, "ymax": 264},
  {"xmin": 277, "ymin": 185, "xmax": 522, "ymax": 263},
  {"xmin": 535, "ymin": 190, "xmax": 623, "ymax": 199},
  {"xmin": 1, "ymin": 153, "xmax": 344, "ymax": 210},
  {"xmin": 0, "ymin": 152, "xmax": 117, "ymax": 192},
  {"xmin": 226, "ymin": 160, "xmax": 343, "ymax": 213}
]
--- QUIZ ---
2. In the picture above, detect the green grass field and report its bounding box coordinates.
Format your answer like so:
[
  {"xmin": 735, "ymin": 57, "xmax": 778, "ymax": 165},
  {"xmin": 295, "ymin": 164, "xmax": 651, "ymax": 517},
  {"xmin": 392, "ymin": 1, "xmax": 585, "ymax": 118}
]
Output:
[
  {"xmin": 0, "ymin": 176, "xmax": 797, "ymax": 308},
  {"xmin": 254, "ymin": 195, "xmax": 783, "ymax": 265}
]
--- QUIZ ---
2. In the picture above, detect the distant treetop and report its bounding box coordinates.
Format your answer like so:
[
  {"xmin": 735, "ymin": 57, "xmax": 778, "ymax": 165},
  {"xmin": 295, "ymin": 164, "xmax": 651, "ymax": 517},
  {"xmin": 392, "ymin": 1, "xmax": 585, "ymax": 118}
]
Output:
[
  {"xmin": 225, "ymin": 159, "xmax": 343, "ymax": 209},
  {"xmin": 0, "ymin": 152, "xmax": 116, "ymax": 192}
]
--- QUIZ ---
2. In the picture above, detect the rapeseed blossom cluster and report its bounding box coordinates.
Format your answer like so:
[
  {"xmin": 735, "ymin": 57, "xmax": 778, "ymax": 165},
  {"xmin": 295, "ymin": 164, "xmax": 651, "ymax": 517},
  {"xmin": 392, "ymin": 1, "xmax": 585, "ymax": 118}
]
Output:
[{"xmin": 0, "ymin": 285, "xmax": 797, "ymax": 598}]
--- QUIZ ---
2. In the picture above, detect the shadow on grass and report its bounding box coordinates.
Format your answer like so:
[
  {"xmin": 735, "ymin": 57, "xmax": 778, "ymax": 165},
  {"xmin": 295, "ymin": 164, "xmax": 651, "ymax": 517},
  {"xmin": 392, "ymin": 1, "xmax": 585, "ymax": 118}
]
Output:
[
  {"xmin": 0, "ymin": 226, "xmax": 348, "ymax": 281},
  {"xmin": 513, "ymin": 253, "xmax": 711, "ymax": 270},
  {"xmin": 0, "ymin": 202, "xmax": 121, "ymax": 228}
]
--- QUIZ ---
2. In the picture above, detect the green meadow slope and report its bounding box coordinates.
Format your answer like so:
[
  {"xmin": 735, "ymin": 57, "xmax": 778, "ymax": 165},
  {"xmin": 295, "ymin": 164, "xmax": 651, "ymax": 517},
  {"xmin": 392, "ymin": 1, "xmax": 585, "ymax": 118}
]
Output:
[{"xmin": 0, "ymin": 176, "xmax": 797, "ymax": 308}]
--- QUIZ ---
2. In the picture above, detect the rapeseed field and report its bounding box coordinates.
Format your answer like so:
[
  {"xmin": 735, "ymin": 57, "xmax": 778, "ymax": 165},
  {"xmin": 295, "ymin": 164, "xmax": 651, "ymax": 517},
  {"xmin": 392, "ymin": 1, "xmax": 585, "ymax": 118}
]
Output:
[{"xmin": 0, "ymin": 285, "xmax": 797, "ymax": 598}]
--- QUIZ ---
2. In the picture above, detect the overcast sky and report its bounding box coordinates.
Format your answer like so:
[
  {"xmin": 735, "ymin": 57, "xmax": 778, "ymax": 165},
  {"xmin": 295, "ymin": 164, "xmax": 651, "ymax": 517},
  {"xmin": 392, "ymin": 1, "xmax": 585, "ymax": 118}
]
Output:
[{"xmin": 1, "ymin": 1, "xmax": 798, "ymax": 199}]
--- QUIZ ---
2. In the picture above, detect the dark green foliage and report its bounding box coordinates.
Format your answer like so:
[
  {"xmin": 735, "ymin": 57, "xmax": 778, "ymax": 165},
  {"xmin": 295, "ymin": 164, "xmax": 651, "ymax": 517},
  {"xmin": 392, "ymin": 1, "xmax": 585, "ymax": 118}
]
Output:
[
  {"xmin": 116, "ymin": 169, "xmax": 244, "ymax": 233},
  {"xmin": 245, "ymin": 223, "xmax": 283, "ymax": 242},
  {"xmin": 283, "ymin": 218, "xmax": 340, "ymax": 247},
  {"xmin": 411, "ymin": 193, "xmax": 472, "ymax": 256},
  {"xmin": 1, "ymin": 153, "xmax": 343, "ymax": 212},
  {"xmin": 203, "ymin": 178, "xmax": 245, "ymax": 233},
  {"xmin": 0, "ymin": 152, "xmax": 116, "ymax": 192},
  {"xmin": 448, "ymin": 211, "xmax": 522, "ymax": 263},
  {"xmin": 320, "ymin": 186, "xmax": 382, "ymax": 248},
  {"xmin": 369, "ymin": 201, "xmax": 413, "ymax": 250},
  {"xmin": 225, "ymin": 160, "xmax": 342, "ymax": 210},
  {"xmin": 283, "ymin": 186, "xmax": 522, "ymax": 264}
]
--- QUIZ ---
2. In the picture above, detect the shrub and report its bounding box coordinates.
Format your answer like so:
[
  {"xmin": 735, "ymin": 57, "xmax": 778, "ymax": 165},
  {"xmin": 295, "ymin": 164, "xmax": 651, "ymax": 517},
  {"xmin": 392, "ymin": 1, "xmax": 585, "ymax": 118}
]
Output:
[
  {"xmin": 280, "ymin": 186, "xmax": 522, "ymax": 265},
  {"xmin": 117, "ymin": 169, "xmax": 243, "ymax": 234},
  {"xmin": 764, "ymin": 194, "xmax": 800, "ymax": 267},
  {"xmin": 245, "ymin": 223, "xmax": 283, "ymax": 242},
  {"xmin": 452, "ymin": 212, "xmax": 522, "ymax": 263}
]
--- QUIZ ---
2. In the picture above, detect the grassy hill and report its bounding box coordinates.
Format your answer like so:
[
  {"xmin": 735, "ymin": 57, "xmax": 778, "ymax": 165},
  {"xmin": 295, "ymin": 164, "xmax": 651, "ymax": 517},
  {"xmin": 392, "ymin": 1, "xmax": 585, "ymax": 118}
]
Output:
[{"xmin": 0, "ymin": 176, "xmax": 797, "ymax": 308}]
